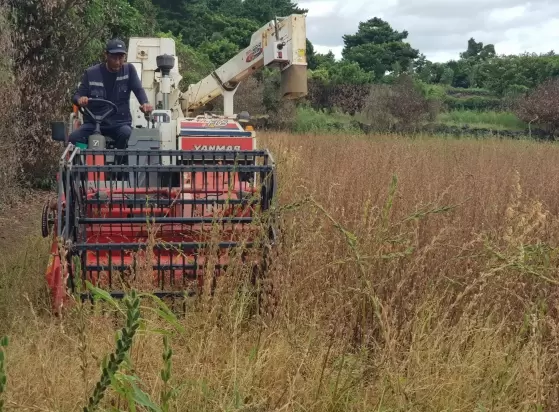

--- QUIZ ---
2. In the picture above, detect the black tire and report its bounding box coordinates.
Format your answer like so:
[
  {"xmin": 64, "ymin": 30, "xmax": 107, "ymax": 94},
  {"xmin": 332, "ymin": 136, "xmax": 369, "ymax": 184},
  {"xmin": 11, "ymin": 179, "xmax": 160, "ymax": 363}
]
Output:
[{"xmin": 41, "ymin": 200, "xmax": 54, "ymax": 238}]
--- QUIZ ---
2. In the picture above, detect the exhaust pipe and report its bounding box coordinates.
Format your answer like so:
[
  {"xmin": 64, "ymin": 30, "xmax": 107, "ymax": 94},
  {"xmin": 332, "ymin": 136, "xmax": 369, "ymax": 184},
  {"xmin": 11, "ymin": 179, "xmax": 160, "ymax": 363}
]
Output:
[{"xmin": 156, "ymin": 54, "xmax": 175, "ymax": 110}]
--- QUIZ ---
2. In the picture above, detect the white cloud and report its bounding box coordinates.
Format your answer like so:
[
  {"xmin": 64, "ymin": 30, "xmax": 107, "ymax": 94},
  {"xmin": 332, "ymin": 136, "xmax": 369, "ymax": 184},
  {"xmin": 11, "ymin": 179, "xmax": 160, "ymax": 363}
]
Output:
[
  {"xmin": 313, "ymin": 44, "xmax": 343, "ymax": 58},
  {"xmin": 302, "ymin": 0, "xmax": 559, "ymax": 62},
  {"xmin": 298, "ymin": 1, "xmax": 336, "ymax": 17},
  {"xmin": 487, "ymin": 5, "xmax": 526, "ymax": 24}
]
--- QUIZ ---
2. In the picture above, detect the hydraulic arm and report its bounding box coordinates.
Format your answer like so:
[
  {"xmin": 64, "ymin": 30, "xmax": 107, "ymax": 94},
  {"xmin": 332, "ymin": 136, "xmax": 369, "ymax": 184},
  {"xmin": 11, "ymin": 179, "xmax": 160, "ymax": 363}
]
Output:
[
  {"xmin": 126, "ymin": 14, "xmax": 307, "ymax": 126},
  {"xmin": 182, "ymin": 14, "xmax": 308, "ymax": 116}
]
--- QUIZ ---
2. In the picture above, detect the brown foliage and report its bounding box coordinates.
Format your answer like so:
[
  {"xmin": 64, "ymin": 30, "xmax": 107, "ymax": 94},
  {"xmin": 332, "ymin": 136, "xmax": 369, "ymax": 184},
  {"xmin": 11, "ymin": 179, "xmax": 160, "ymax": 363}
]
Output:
[
  {"xmin": 387, "ymin": 75, "xmax": 432, "ymax": 127},
  {"xmin": 7, "ymin": 0, "xmax": 103, "ymax": 180},
  {"xmin": 362, "ymin": 74, "xmax": 433, "ymax": 132},
  {"xmin": 211, "ymin": 74, "xmax": 297, "ymax": 130},
  {"xmin": 513, "ymin": 77, "xmax": 559, "ymax": 136},
  {"xmin": 0, "ymin": 3, "xmax": 23, "ymax": 208},
  {"xmin": 360, "ymin": 83, "xmax": 396, "ymax": 130},
  {"xmin": 211, "ymin": 76, "xmax": 268, "ymax": 115},
  {"xmin": 307, "ymin": 79, "xmax": 370, "ymax": 115}
]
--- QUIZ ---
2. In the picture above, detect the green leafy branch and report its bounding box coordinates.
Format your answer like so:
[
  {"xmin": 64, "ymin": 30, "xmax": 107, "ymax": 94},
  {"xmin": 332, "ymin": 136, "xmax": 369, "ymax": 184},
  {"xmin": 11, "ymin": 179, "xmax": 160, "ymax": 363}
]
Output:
[{"xmin": 83, "ymin": 283, "xmax": 141, "ymax": 411}]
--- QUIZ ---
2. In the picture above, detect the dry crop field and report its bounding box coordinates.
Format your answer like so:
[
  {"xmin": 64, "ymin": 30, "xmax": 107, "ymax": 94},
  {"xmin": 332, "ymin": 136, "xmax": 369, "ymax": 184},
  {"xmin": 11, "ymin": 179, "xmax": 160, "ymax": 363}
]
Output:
[{"xmin": 1, "ymin": 131, "xmax": 559, "ymax": 411}]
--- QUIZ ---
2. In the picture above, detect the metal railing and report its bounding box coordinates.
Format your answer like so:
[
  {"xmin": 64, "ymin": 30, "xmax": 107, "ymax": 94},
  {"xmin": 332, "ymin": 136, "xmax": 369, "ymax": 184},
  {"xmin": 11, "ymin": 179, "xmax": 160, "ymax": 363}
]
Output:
[{"xmin": 56, "ymin": 146, "xmax": 277, "ymax": 299}]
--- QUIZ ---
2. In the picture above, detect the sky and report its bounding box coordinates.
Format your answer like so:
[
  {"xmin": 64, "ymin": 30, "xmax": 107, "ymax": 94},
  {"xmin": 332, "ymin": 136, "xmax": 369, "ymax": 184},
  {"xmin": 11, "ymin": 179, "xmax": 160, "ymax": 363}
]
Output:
[{"xmin": 298, "ymin": 0, "xmax": 559, "ymax": 62}]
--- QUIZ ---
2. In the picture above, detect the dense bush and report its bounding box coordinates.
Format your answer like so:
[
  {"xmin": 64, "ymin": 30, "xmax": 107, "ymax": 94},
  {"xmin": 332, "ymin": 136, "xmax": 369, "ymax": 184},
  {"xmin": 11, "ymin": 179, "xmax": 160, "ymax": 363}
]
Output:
[
  {"xmin": 361, "ymin": 74, "xmax": 433, "ymax": 132},
  {"xmin": 292, "ymin": 106, "xmax": 363, "ymax": 133},
  {"xmin": 306, "ymin": 78, "xmax": 371, "ymax": 115},
  {"xmin": 0, "ymin": 3, "xmax": 21, "ymax": 208},
  {"xmin": 446, "ymin": 86, "xmax": 495, "ymax": 97},
  {"xmin": 302, "ymin": 78, "xmax": 505, "ymax": 120},
  {"xmin": 513, "ymin": 78, "xmax": 559, "ymax": 136},
  {"xmin": 444, "ymin": 95, "xmax": 502, "ymax": 111}
]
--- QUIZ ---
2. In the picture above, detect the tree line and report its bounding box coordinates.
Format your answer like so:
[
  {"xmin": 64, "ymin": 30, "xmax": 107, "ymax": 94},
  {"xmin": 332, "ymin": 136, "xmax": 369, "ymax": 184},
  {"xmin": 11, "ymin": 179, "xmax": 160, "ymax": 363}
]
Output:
[
  {"xmin": 4, "ymin": 0, "xmax": 559, "ymax": 105},
  {"xmin": 308, "ymin": 22, "xmax": 559, "ymax": 96}
]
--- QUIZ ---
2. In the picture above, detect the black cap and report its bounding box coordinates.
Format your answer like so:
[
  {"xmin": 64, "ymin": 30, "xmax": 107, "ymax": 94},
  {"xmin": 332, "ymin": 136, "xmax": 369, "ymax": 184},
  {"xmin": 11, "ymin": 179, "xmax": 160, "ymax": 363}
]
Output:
[{"xmin": 106, "ymin": 38, "xmax": 127, "ymax": 54}]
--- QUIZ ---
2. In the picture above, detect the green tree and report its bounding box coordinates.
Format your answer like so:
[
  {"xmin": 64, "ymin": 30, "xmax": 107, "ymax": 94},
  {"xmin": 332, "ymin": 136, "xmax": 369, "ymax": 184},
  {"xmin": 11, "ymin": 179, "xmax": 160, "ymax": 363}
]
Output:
[
  {"xmin": 309, "ymin": 60, "xmax": 373, "ymax": 85},
  {"xmin": 327, "ymin": 60, "xmax": 374, "ymax": 84},
  {"xmin": 151, "ymin": 0, "xmax": 307, "ymax": 67},
  {"xmin": 412, "ymin": 53, "xmax": 428, "ymax": 73},
  {"xmin": 415, "ymin": 59, "xmax": 447, "ymax": 84},
  {"xmin": 476, "ymin": 53, "xmax": 559, "ymax": 95},
  {"xmin": 240, "ymin": 0, "xmax": 307, "ymax": 23},
  {"xmin": 460, "ymin": 37, "xmax": 496, "ymax": 61},
  {"xmin": 127, "ymin": 0, "xmax": 159, "ymax": 34},
  {"xmin": 446, "ymin": 59, "xmax": 473, "ymax": 88},
  {"xmin": 207, "ymin": 14, "xmax": 260, "ymax": 49},
  {"xmin": 305, "ymin": 40, "xmax": 340, "ymax": 71},
  {"xmin": 314, "ymin": 50, "xmax": 336, "ymax": 68},
  {"xmin": 151, "ymin": 0, "xmax": 227, "ymax": 47},
  {"xmin": 341, "ymin": 17, "xmax": 419, "ymax": 79},
  {"xmin": 439, "ymin": 67, "xmax": 454, "ymax": 85},
  {"xmin": 157, "ymin": 31, "xmax": 214, "ymax": 88},
  {"xmin": 198, "ymin": 38, "xmax": 239, "ymax": 67},
  {"xmin": 306, "ymin": 39, "xmax": 318, "ymax": 70}
]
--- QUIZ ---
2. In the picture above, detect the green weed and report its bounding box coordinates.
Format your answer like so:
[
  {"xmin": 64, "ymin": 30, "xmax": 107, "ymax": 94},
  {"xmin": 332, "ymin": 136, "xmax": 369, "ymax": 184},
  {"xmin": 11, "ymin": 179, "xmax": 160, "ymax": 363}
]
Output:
[{"xmin": 438, "ymin": 109, "xmax": 527, "ymax": 130}]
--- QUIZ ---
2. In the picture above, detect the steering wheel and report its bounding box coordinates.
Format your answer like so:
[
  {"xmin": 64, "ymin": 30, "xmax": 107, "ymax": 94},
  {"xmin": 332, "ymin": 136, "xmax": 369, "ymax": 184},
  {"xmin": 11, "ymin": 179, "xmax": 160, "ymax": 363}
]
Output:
[{"xmin": 78, "ymin": 97, "xmax": 118, "ymax": 133}]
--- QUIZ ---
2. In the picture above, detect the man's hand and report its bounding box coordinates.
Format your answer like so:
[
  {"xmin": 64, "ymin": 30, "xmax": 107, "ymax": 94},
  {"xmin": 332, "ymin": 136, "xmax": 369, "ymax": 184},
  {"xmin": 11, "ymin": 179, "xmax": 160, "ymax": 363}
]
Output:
[
  {"xmin": 140, "ymin": 103, "xmax": 153, "ymax": 113},
  {"xmin": 77, "ymin": 96, "xmax": 88, "ymax": 106}
]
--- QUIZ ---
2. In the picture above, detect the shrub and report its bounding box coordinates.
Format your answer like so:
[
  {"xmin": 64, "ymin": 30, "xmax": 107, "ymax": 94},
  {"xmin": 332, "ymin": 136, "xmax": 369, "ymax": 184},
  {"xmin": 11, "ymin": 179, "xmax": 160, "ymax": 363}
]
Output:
[
  {"xmin": 362, "ymin": 74, "xmax": 432, "ymax": 132},
  {"xmin": 444, "ymin": 95, "xmax": 502, "ymax": 111},
  {"xmin": 306, "ymin": 78, "xmax": 370, "ymax": 115},
  {"xmin": 360, "ymin": 83, "xmax": 397, "ymax": 131},
  {"xmin": 438, "ymin": 109, "xmax": 526, "ymax": 130},
  {"xmin": 513, "ymin": 78, "xmax": 559, "ymax": 135},
  {"xmin": 293, "ymin": 106, "xmax": 362, "ymax": 134},
  {"xmin": 446, "ymin": 86, "xmax": 495, "ymax": 97}
]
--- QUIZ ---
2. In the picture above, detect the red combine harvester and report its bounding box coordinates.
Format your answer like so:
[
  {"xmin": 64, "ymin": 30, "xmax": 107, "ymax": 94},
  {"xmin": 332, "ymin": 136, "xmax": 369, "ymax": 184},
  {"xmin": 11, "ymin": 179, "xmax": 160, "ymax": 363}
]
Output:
[{"xmin": 43, "ymin": 15, "xmax": 308, "ymax": 312}]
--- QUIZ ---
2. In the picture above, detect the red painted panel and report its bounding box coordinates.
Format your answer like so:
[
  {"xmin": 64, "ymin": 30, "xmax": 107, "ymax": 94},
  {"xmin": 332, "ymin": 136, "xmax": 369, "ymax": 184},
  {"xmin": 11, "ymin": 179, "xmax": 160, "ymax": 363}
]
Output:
[{"xmin": 180, "ymin": 137, "xmax": 254, "ymax": 150}]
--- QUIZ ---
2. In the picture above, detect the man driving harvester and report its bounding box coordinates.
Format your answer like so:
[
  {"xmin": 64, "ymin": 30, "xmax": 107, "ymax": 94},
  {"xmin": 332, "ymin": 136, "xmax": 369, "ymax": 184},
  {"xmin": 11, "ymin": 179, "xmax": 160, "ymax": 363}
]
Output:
[{"xmin": 68, "ymin": 38, "xmax": 153, "ymax": 149}]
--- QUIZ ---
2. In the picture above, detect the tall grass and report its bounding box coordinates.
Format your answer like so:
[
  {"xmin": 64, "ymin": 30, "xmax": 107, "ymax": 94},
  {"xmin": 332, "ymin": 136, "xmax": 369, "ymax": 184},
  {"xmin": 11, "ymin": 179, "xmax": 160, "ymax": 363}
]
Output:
[
  {"xmin": 439, "ymin": 109, "xmax": 527, "ymax": 130},
  {"xmin": 2, "ymin": 132, "xmax": 559, "ymax": 410}
]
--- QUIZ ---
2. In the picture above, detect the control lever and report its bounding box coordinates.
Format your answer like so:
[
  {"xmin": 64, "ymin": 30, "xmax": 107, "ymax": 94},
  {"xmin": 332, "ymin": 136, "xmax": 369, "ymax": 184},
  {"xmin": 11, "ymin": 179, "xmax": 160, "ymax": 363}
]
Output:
[{"xmin": 144, "ymin": 111, "xmax": 155, "ymax": 128}]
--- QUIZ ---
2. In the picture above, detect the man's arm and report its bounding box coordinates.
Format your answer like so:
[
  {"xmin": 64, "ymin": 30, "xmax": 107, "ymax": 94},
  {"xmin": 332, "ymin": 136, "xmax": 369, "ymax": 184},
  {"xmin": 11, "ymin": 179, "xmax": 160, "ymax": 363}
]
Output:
[
  {"xmin": 72, "ymin": 71, "xmax": 89, "ymax": 105},
  {"xmin": 128, "ymin": 64, "xmax": 149, "ymax": 106}
]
